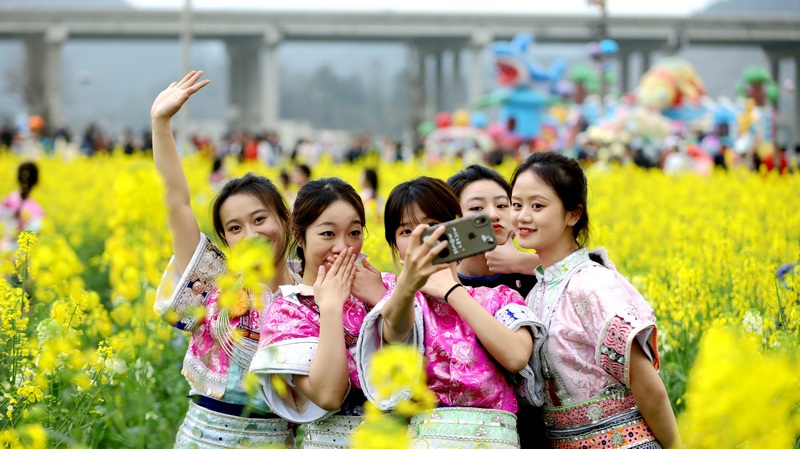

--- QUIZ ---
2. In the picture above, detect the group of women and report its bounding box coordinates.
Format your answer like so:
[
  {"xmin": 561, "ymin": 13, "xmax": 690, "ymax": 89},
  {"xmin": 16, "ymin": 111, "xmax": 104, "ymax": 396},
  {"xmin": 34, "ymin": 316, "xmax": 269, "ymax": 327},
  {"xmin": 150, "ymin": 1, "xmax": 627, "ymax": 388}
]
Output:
[{"xmin": 151, "ymin": 71, "xmax": 681, "ymax": 449}]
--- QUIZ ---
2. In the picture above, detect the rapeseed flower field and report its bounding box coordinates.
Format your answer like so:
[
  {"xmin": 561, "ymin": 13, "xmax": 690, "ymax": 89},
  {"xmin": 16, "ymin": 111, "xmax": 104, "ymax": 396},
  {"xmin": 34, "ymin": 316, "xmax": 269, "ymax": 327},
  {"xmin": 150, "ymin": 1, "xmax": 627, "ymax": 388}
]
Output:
[{"xmin": 0, "ymin": 152, "xmax": 798, "ymax": 448}]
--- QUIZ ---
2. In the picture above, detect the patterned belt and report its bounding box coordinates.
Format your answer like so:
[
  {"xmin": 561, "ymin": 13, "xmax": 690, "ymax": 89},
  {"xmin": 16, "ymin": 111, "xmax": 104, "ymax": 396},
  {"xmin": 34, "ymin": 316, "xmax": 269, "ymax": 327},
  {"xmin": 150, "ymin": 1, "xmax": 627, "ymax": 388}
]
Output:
[
  {"xmin": 545, "ymin": 403, "xmax": 660, "ymax": 449},
  {"xmin": 303, "ymin": 414, "xmax": 362, "ymax": 449},
  {"xmin": 408, "ymin": 407, "xmax": 520, "ymax": 449},
  {"xmin": 543, "ymin": 393, "xmax": 638, "ymax": 429},
  {"xmin": 175, "ymin": 401, "xmax": 295, "ymax": 448}
]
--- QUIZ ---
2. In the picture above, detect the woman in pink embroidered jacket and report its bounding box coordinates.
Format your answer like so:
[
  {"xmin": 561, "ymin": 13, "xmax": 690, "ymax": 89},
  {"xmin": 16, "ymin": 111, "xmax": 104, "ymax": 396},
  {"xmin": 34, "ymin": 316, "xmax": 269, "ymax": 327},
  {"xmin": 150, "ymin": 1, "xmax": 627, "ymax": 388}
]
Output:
[
  {"xmin": 151, "ymin": 71, "xmax": 296, "ymax": 448},
  {"xmin": 510, "ymin": 151, "xmax": 682, "ymax": 449},
  {"xmin": 1, "ymin": 161, "xmax": 44, "ymax": 252},
  {"xmin": 357, "ymin": 176, "xmax": 541, "ymax": 448},
  {"xmin": 249, "ymin": 177, "xmax": 389, "ymax": 449}
]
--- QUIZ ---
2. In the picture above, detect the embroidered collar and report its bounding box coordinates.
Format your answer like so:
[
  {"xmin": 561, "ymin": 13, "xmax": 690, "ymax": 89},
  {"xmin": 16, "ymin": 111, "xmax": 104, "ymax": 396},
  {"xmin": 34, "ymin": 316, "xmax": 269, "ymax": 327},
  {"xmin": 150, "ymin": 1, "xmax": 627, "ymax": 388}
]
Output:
[
  {"xmin": 278, "ymin": 284, "xmax": 314, "ymax": 304},
  {"xmin": 534, "ymin": 248, "xmax": 590, "ymax": 285}
]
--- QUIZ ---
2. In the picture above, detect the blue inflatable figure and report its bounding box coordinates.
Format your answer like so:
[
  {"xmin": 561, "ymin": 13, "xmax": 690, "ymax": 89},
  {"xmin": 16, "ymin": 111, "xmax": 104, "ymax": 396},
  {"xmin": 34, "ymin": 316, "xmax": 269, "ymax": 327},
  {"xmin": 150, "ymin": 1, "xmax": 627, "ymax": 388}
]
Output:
[{"xmin": 487, "ymin": 33, "xmax": 565, "ymax": 142}]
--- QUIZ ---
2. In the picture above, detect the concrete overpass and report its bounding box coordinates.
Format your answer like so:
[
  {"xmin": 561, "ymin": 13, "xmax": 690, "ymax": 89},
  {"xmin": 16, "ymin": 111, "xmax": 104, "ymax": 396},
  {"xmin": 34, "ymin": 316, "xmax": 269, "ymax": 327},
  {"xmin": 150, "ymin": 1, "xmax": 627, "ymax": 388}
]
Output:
[{"xmin": 2, "ymin": 7, "xmax": 799, "ymax": 140}]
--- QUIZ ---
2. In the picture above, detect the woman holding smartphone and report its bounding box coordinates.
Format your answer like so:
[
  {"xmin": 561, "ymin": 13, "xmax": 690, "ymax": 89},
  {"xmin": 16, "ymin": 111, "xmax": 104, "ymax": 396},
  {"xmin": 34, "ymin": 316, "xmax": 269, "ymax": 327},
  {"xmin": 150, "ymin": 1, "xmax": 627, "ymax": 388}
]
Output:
[{"xmin": 357, "ymin": 176, "xmax": 542, "ymax": 448}]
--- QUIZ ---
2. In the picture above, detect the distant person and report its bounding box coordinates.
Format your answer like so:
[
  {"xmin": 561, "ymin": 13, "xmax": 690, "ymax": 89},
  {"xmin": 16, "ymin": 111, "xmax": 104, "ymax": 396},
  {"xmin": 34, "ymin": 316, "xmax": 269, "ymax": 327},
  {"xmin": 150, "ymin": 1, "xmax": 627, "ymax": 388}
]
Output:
[
  {"xmin": 278, "ymin": 170, "xmax": 290, "ymax": 190},
  {"xmin": 287, "ymin": 163, "xmax": 311, "ymax": 205},
  {"xmin": 1, "ymin": 121, "xmax": 16, "ymax": 152},
  {"xmin": 208, "ymin": 157, "xmax": 227, "ymax": 188},
  {"xmin": 122, "ymin": 129, "xmax": 136, "ymax": 155},
  {"xmin": 1, "ymin": 162, "xmax": 45, "ymax": 252},
  {"xmin": 359, "ymin": 167, "xmax": 383, "ymax": 220},
  {"xmin": 292, "ymin": 164, "xmax": 311, "ymax": 187}
]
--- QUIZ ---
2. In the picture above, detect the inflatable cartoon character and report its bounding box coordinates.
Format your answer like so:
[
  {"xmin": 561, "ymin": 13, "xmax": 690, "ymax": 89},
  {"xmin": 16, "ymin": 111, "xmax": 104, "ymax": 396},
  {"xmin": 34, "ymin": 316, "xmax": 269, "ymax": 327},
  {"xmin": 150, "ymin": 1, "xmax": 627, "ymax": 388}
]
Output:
[
  {"xmin": 637, "ymin": 57, "xmax": 706, "ymax": 110},
  {"xmin": 488, "ymin": 33, "xmax": 565, "ymax": 142}
]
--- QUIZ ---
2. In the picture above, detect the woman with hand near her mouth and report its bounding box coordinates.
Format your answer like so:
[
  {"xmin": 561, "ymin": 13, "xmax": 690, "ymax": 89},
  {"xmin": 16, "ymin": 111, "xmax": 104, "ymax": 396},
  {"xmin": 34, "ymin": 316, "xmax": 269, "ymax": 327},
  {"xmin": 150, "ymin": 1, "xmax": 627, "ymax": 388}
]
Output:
[{"xmin": 249, "ymin": 177, "xmax": 390, "ymax": 449}]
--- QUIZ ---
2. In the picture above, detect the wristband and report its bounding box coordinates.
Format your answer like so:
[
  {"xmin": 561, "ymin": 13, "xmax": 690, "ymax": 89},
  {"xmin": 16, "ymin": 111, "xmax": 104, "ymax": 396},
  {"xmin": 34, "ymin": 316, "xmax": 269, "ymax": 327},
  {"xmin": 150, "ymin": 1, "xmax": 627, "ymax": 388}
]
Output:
[{"xmin": 444, "ymin": 283, "xmax": 464, "ymax": 303}]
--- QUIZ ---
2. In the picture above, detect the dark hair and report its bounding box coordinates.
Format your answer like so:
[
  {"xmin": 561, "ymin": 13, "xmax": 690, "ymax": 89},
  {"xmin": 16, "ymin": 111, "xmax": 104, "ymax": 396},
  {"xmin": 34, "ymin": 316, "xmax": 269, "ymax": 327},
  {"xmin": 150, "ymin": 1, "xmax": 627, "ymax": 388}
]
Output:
[
  {"xmin": 384, "ymin": 176, "xmax": 461, "ymax": 258},
  {"xmin": 447, "ymin": 164, "xmax": 511, "ymax": 199},
  {"xmin": 510, "ymin": 151, "xmax": 589, "ymax": 247},
  {"xmin": 18, "ymin": 161, "xmax": 39, "ymax": 200},
  {"xmin": 363, "ymin": 168, "xmax": 378, "ymax": 191},
  {"xmin": 290, "ymin": 177, "xmax": 366, "ymax": 273},
  {"xmin": 211, "ymin": 173, "xmax": 290, "ymax": 256},
  {"xmin": 278, "ymin": 170, "xmax": 289, "ymax": 186},
  {"xmin": 212, "ymin": 157, "xmax": 223, "ymax": 172},
  {"xmin": 294, "ymin": 164, "xmax": 311, "ymax": 179}
]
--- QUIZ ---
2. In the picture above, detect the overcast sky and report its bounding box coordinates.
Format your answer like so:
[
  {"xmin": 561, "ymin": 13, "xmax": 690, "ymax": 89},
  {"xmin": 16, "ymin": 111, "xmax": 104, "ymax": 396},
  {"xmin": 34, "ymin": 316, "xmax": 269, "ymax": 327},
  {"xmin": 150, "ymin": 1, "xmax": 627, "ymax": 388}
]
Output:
[{"xmin": 126, "ymin": 0, "xmax": 716, "ymax": 16}]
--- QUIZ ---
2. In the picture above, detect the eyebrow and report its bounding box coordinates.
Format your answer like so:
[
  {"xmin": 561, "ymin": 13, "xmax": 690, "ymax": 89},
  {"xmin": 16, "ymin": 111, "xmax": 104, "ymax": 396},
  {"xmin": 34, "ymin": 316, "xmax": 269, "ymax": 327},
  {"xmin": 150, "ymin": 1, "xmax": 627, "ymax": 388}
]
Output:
[
  {"xmin": 398, "ymin": 215, "xmax": 434, "ymax": 229},
  {"xmin": 466, "ymin": 194, "xmax": 509, "ymax": 202},
  {"xmin": 511, "ymin": 194, "xmax": 549, "ymax": 201},
  {"xmin": 224, "ymin": 208, "xmax": 270, "ymax": 227},
  {"xmin": 315, "ymin": 219, "xmax": 363, "ymax": 228}
]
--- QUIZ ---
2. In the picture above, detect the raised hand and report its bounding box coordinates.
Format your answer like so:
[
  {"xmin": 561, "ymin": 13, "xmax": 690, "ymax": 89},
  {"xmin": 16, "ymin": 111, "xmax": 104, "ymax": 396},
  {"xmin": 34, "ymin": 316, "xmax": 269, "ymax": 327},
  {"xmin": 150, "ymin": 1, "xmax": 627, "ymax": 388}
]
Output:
[
  {"xmin": 485, "ymin": 230, "xmax": 539, "ymax": 274},
  {"xmin": 150, "ymin": 70, "xmax": 210, "ymax": 121},
  {"xmin": 351, "ymin": 258, "xmax": 387, "ymax": 307},
  {"xmin": 313, "ymin": 247, "xmax": 356, "ymax": 313}
]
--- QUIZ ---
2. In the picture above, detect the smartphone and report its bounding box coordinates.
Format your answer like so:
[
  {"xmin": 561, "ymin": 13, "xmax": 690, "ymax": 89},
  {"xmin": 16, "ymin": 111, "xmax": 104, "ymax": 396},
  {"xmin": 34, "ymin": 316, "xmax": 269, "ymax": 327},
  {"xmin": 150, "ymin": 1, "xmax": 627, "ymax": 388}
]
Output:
[{"xmin": 421, "ymin": 213, "xmax": 497, "ymax": 264}]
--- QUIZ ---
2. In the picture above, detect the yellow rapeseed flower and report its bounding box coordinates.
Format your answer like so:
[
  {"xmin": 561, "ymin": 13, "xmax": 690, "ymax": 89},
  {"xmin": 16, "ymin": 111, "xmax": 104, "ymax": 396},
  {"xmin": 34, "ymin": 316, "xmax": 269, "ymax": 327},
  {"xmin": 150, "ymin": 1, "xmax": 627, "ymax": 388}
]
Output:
[{"xmin": 680, "ymin": 324, "xmax": 800, "ymax": 448}]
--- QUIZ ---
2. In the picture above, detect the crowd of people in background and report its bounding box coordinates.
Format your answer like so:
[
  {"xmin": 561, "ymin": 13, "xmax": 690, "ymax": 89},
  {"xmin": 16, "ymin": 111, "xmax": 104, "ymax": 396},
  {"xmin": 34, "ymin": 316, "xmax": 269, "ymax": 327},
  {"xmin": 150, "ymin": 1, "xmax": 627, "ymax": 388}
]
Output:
[{"xmin": 0, "ymin": 116, "xmax": 796, "ymax": 177}]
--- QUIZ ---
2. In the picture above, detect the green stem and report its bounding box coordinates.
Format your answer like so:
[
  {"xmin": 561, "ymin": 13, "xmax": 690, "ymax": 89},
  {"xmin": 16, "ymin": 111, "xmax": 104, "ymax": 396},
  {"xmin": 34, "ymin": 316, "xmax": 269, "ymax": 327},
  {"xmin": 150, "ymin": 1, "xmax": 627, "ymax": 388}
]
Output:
[
  {"xmin": 9, "ymin": 286, "xmax": 24, "ymax": 391},
  {"xmin": 8, "ymin": 401, "xmax": 28, "ymax": 429},
  {"xmin": 57, "ymin": 360, "xmax": 107, "ymax": 435},
  {"xmin": 65, "ymin": 303, "xmax": 80, "ymax": 330},
  {"xmin": 0, "ymin": 398, "xmax": 9, "ymax": 431}
]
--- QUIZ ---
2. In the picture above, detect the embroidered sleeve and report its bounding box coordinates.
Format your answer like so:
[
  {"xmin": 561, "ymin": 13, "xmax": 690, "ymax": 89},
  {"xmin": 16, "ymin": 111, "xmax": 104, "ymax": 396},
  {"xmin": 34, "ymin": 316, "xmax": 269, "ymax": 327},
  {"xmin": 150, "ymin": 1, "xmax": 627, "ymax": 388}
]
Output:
[
  {"xmin": 154, "ymin": 233, "xmax": 226, "ymax": 331},
  {"xmin": 494, "ymin": 303, "xmax": 538, "ymax": 333},
  {"xmin": 595, "ymin": 313, "xmax": 659, "ymax": 387},
  {"xmin": 356, "ymin": 292, "xmax": 425, "ymax": 411},
  {"xmin": 487, "ymin": 291, "xmax": 549, "ymax": 407}
]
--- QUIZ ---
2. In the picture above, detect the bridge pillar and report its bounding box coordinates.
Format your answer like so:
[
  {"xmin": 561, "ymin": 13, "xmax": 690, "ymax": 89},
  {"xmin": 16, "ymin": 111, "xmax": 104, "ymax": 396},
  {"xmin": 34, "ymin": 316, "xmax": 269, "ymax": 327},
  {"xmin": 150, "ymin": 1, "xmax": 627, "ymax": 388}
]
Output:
[
  {"xmin": 421, "ymin": 50, "xmax": 434, "ymax": 120},
  {"xmin": 453, "ymin": 48, "xmax": 463, "ymax": 109},
  {"xmin": 468, "ymin": 31, "xmax": 493, "ymax": 109},
  {"xmin": 767, "ymin": 53, "xmax": 781, "ymax": 87},
  {"xmin": 226, "ymin": 38, "xmax": 261, "ymax": 131},
  {"xmin": 408, "ymin": 43, "xmax": 426, "ymax": 136},
  {"xmin": 765, "ymin": 49, "xmax": 781, "ymax": 112},
  {"xmin": 44, "ymin": 26, "xmax": 67, "ymax": 128},
  {"xmin": 642, "ymin": 50, "xmax": 652, "ymax": 73},
  {"xmin": 261, "ymin": 28, "xmax": 282, "ymax": 129},
  {"xmin": 24, "ymin": 26, "xmax": 67, "ymax": 128},
  {"xmin": 619, "ymin": 49, "xmax": 631, "ymax": 93},
  {"xmin": 435, "ymin": 50, "xmax": 444, "ymax": 113}
]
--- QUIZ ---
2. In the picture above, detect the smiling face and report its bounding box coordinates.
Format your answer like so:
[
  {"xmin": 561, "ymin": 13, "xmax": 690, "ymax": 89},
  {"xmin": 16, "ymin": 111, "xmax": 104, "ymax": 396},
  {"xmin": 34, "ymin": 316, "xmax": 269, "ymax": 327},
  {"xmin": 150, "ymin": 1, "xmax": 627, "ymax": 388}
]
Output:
[
  {"xmin": 219, "ymin": 193, "xmax": 285, "ymax": 252},
  {"xmin": 297, "ymin": 199, "xmax": 364, "ymax": 284},
  {"xmin": 511, "ymin": 170, "xmax": 580, "ymax": 259},
  {"xmin": 459, "ymin": 179, "xmax": 512, "ymax": 246}
]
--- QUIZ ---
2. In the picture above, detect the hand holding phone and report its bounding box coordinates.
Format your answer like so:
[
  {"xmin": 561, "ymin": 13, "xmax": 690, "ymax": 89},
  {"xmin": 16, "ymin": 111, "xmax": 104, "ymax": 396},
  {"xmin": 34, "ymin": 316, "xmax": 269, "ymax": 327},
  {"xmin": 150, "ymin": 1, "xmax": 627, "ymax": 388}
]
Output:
[{"xmin": 421, "ymin": 213, "xmax": 497, "ymax": 264}]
